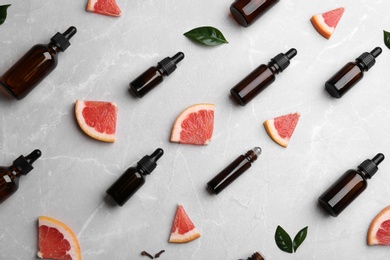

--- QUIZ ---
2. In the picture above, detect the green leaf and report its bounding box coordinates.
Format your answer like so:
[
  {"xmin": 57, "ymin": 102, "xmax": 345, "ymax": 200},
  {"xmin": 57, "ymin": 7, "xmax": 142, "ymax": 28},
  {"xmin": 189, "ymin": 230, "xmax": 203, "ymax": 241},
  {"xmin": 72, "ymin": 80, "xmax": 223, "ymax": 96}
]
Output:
[
  {"xmin": 384, "ymin": 30, "xmax": 390, "ymax": 50},
  {"xmin": 184, "ymin": 26, "xmax": 228, "ymax": 46},
  {"xmin": 293, "ymin": 226, "xmax": 308, "ymax": 252},
  {"xmin": 275, "ymin": 225, "xmax": 293, "ymax": 254},
  {"xmin": 0, "ymin": 4, "xmax": 11, "ymax": 25}
]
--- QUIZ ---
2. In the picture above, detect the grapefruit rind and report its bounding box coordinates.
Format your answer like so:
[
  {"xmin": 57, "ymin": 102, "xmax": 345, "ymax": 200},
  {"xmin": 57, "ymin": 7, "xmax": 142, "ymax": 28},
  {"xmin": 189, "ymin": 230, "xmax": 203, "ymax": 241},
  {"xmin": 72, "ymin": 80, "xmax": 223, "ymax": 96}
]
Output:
[
  {"xmin": 310, "ymin": 7, "xmax": 344, "ymax": 39},
  {"xmin": 367, "ymin": 206, "xmax": 390, "ymax": 245},
  {"xmin": 170, "ymin": 103, "xmax": 215, "ymax": 145},
  {"xmin": 263, "ymin": 113, "xmax": 300, "ymax": 148},
  {"xmin": 169, "ymin": 228, "xmax": 201, "ymax": 243},
  {"xmin": 310, "ymin": 15, "xmax": 334, "ymax": 39},
  {"xmin": 38, "ymin": 216, "xmax": 81, "ymax": 260},
  {"xmin": 169, "ymin": 204, "xmax": 201, "ymax": 243},
  {"xmin": 264, "ymin": 119, "xmax": 289, "ymax": 148},
  {"xmin": 86, "ymin": 0, "xmax": 122, "ymax": 17},
  {"xmin": 75, "ymin": 100, "xmax": 117, "ymax": 143}
]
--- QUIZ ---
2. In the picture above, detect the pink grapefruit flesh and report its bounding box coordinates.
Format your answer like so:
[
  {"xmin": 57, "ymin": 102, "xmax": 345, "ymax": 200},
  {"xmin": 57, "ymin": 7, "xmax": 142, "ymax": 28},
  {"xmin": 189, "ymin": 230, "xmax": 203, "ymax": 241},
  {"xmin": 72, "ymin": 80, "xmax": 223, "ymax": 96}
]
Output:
[
  {"xmin": 170, "ymin": 104, "xmax": 214, "ymax": 145},
  {"xmin": 263, "ymin": 112, "xmax": 300, "ymax": 148},
  {"xmin": 310, "ymin": 7, "xmax": 345, "ymax": 39},
  {"xmin": 75, "ymin": 100, "xmax": 117, "ymax": 143},
  {"xmin": 368, "ymin": 206, "xmax": 390, "ymax": 245},
  {"xmin": 38, "ymin": 216, "xmax": 81, "ymax": 260},
  {"xmin": 86, "ymin": 0, "xmax": 122, "ymax": 17},
  {"xmin": 169, "ymin": 204, "xmax": 201, "ymax": 243}
]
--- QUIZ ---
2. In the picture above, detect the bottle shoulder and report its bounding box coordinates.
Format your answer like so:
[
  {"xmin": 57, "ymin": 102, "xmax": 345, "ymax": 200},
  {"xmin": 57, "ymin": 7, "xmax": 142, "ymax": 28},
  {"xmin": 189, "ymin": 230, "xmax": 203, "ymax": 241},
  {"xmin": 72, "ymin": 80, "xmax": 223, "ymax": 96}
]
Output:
[
  {"xmin": 345, "ymin": 169, "xmax": 368, "ymax": 181},
  {"xmin": 344, "ymin": 61, "xmax": 365, "ymax": 73},
  {"xmin": 125, "ymin": 165, "xmax": 148, "ymax": 177},
  {"xmin": 30, "ymin": 43, "xmax": 50, "ymax": 50}
]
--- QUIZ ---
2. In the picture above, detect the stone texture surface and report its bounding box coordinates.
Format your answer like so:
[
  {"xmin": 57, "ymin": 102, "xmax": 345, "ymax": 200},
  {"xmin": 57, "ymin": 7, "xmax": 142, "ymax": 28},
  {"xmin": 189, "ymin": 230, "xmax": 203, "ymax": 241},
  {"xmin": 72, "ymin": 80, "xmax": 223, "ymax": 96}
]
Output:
[{"xmin": 0, "ymin": 0, "xmax": 390, "ymax": 259}]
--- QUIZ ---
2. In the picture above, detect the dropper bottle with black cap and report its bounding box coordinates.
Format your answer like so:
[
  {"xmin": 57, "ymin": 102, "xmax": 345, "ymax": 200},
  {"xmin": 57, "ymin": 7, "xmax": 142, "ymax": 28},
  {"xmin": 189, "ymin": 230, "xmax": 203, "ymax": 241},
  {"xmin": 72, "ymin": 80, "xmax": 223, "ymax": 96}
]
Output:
[
  {"xmin": 0, "ymin": 149, "xmax": 42, "ymax": 203},
  {"xmin": 318, "ymin": 153, "xmax": 385, "ymax": 217},
  {"xmin": 106, "ymin": 148, "xmax": 164, "ymax": 206},
  {"xmin": 130, "ymin": 52, "xmax": 185, "ymax": 98},
  {"xmin": 0, "ymin": 26, "xmax": 77, "ymax": 100},
  {"xmin": 325, "ymin": 47, "xmax": 382, "ymax": 98},
  {"xmin": 230, "ymin": 48, "xmax": 297, "ymax": 106}
]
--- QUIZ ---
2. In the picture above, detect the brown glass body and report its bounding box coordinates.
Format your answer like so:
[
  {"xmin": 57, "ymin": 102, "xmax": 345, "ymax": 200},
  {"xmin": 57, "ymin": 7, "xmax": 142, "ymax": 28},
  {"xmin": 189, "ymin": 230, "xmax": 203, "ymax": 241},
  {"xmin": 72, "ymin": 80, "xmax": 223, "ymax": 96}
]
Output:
[
  {"xmin": 247, "ymin": 252, "xmax": 265, "ymax": 260},
  {"xmin": 230, "ymin": 64, "xmax": 276, "ymax": 106},
  {"xmin": 0, "ymin": 43, "xmax": 59, "ymax": 100},
  {"xmin": 0, "ymin": 166, "xmax": 22, "ymax": 203},
  {"xmin": 230, "ymin": 0, "xmax": 279, "ymax": 27},
  {"xmin": 130, "ymin": 66, "xmax": 165, "ymax": 98},
  {"xmin": 325, "ymin": 62, "xmax": 364, "ymax": 98},
  {"xmin": 106, "ymin": 165, "xmax": 146, "ymax": 206},
  {"xmin": 207, "ymin": 150, "xmax": 258, "ymax": 194},
  {"xmin": 318, "ymin": 169, "xmax": 368, "ymax": 217}
]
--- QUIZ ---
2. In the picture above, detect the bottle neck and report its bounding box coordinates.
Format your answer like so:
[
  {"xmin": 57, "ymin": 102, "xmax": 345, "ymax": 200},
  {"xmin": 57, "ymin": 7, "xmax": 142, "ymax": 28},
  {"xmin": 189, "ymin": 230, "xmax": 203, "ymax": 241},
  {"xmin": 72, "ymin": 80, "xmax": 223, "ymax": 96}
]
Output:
[
  {"xmin": 355, "ymin": 60, "xmax": 368, "ymax": 72},
  {"xmin": 356, "ymin": 169, "xmax": 370, "ymax": 180},
  {"xmin": 267, "ymin": 60, "xmax": 281, "ymax": 75},
  {"xmin": 2, "ymin": 165, "xmax": 23, "ymax": 182},
  {"xmin": 244, "ymin": 150, "xmax": 258, "ymax": 163},
  {"xmin": 156, "ymin": 65, "xmax": 167, "ymax": 76},
  {"xmin": 48, "ymin": 42, "xmax": 61, "ymax": 55},
  {"xmin": 136, "ymin": 164, "xmax": 149, "ymax": 176}
]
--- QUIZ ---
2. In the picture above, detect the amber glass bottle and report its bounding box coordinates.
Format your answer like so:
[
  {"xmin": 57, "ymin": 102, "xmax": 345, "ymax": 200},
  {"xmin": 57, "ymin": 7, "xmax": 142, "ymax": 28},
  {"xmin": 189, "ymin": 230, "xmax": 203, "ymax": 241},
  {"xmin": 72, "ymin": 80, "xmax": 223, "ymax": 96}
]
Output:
[
  {"xmin": 207, "ymin": 147, "xmax": 261, "ymax": 194},
  {"xmin": 0, "ymin": 26, "xmax": 77, "ymax": 100},
  {"xmin": 245, "ymin": 252, "xmax": 265, "ymax": 260},
  {"xmin": 325, "ymin": 47, "xmax": 382, "ymax": 98},
  {"xmin": 318, "ymin": 153, "xmax": 384, "ymax": 217},
  {"xmin": 130, "ymin": 52, "xmax": 184, "ymax": 98},
  {"xmin": 0, "ymin": 149, "xmax": 41, "ymax": 203},
  {"xmin": 230, "ymin": 0, "xmax": 280, "ymax": 27},
  {"xmin": 106, "ymin": 148, "xmax": 164, "ymax": 206},
  {"xmin": 230, "ymin": 48, "xmax": 297, "ymax": 106}
]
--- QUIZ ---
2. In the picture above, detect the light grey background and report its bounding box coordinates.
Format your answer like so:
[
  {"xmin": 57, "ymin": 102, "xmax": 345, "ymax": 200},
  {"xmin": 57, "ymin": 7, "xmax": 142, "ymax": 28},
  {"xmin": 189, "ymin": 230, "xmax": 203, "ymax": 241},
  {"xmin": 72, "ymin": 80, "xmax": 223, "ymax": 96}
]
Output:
[{"xmin": 1, "ymin": 0, "xmax": 390, "ymax": 259}]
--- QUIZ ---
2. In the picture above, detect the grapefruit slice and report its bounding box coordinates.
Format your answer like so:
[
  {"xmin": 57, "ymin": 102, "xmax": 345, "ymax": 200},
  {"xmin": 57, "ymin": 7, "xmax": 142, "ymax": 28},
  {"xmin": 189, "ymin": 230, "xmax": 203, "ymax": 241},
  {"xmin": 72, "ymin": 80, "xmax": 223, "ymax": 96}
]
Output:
[
  {"xmin": 310, "ymin": 7, "xmax": 345, "ymax": 39},
  {"xmin": 169, "ymin": 204, "xmax": 201, "ymax": 243},
  {"xmin": 263, "ymin": 112, "xmax": 300, "ymax": 148},
  {"xmin": 75, "ymin": 100, "xmax": 117, "ymax": 143},
  {"xmin": 38, "ymin": 216, "xmax": 81, "ymax": 260},
  {"xmin": 368, "ymin": 206, "xmax": 390, "ymax": 245},
  {"xmin": 86, "ymin": 0, "xmax": 122, "ymax": 17},
  {"xmin": 170, "ymin": 104, "xmax": 214, "ymax": 145}
]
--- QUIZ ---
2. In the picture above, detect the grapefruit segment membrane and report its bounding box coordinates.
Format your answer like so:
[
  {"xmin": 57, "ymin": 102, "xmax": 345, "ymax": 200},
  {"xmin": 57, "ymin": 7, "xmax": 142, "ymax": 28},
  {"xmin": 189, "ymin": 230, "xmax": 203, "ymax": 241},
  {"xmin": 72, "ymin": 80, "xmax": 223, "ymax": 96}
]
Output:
[
  {"xmin": 310, "ymin": 7, "xmax": 345, "ymax": 39},
  {"xmin": 86, "ymin": 0, "xmax": 122, "ymax": 17},
  {"xmin": 75, "ymin": 100, "xmax": 117, "ymax": 143},
  {"xmin": 263, "ymin": 112, "xmax": 300, "ymax": 148},
  {"xmin": 170, "ymin": 104, "xmax": 214, "ymax": 145},
  {"xmin": 368, "ymin": 206, "xmax": 390, "ymax": 245},
  {"xmin": 38, "ymin": 216, "xmax": 81, "ymax": 260},
  {"xmin": 169, "ymin": 204, "xmax": 201, "ymax": 243}
]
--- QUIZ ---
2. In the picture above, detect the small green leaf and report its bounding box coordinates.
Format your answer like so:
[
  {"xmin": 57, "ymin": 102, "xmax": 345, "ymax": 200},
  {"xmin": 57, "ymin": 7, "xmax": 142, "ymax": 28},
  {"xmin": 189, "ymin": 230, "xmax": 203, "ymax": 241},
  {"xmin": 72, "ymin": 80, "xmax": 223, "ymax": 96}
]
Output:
[
  {"xmin": 384, "ymin": 30, "xmax": 390, "ymax": 50},
  {"xmin": 184, "ymin": 26, "xmax": 228, "ymax": 46},
  {"xmin": 293, "ymin": 226, "xmax": 308, "ymax": 252},
  {"xmin": 275, "ymin": 225, "xmax": 293, "ymax": 254},
  {"xmin": 0, "ymin": 4, "xmax": 11, "ymax": 25}
]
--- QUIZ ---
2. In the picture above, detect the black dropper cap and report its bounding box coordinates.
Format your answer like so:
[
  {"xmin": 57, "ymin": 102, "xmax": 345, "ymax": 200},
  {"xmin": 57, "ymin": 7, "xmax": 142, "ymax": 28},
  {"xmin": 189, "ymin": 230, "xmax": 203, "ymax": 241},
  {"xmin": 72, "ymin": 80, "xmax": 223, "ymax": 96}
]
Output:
[
  {"xmin": 50, "ymin": 26, "xmax": 77, "ymax": 52},
  {"xmin": 358, "ymin": 153, "xmax": 385, "ymax": 178},
  {"xmin": 13, "ymin": 149, "xmax": 42, "ymax": 175},
  {"xmin": 270, "ymin": 48, "xmax": 297, "ymax": 72},
  {"xmin": 356, "ymin": 47, "xmax": 382, "ymax": 71},
  {"xmin": 138, "ymin": 148, "xmax": 164, "ymax": 174},
  {"xmin": 158, "ymin": 52, "xmax": 185, "ymax": 75}
]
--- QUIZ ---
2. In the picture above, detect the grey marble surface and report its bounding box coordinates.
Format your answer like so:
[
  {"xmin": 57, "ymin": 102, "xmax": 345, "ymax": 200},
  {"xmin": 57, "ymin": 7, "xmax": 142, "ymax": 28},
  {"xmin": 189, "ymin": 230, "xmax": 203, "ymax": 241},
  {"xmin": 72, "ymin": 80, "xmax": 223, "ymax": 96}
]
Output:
[{"xmin": 1, "ymin": 0, "xmax": 390, "ymax": 259}]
